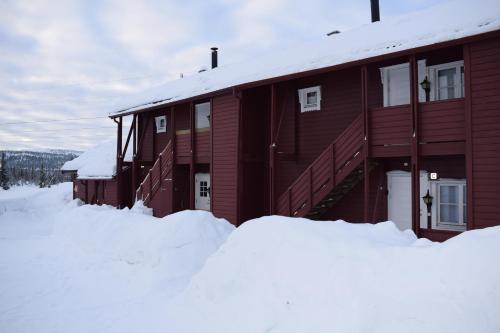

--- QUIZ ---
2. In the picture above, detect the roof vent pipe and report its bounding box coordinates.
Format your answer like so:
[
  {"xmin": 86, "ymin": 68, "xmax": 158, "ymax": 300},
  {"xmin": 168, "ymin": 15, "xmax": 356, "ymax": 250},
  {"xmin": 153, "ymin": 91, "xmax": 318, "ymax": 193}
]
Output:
[
  {"xmin": 211, "ymin": 47, "xmax": 218, "ymax": 69},
  {"xmin": 371, "ymin": 0, "xmax": 380, "ymax": 22}
]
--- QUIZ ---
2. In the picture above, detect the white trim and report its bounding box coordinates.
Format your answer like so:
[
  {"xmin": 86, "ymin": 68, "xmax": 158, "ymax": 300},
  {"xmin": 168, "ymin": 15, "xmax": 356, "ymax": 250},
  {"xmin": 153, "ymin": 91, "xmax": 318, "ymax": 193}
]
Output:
[
  {"xmin": 427, "ymin": 60, "xmax": 464, "ymax": 101},
  {"xmin": 155, "ymin": 115, "xmax": 167, "ymax": 133},
  {"xmin": 298, "ymin": 86, "xmax": 321, "ymax": 113},
  {"xmin": 433, "ymin": 180, "xmax": 466, "ymax": 230},
  {"xmin": 195, "ymin": 102, "xmax": 211, "ymax": 129},
  {"xmin": 380, "ymin": 61, "xmax": 427, "ymax": 106}
]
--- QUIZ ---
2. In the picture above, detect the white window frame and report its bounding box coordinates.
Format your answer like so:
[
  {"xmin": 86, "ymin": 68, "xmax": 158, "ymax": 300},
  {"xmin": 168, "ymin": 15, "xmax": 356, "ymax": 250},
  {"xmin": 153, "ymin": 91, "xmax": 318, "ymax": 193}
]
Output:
[
  {"xmin": 195, "ymin": 102, "xmax": 211, "ymax": 130},
  {"xmin": 155, "ymin": 115, "xmax": 167, "ymax": 133},
  {"xmin": 427, "ymin": 60, "xmax": 464, "ymax": 101},
  {"xmin": 380, "ymin": 60, "xmax": 427, "ymax": 107},
  {"xmin": 435, "ymin": 180, "xmax": 466, "ymax": 229},
  {"xmin": 298, "ymin": 86, "xmax": 321, "ymax": 113}
]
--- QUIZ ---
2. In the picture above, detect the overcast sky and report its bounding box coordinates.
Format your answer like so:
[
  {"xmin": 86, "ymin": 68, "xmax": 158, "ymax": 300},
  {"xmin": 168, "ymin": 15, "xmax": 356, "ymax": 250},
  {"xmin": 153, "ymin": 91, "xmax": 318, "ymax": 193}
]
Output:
[{"xmin": 0, "ymin": 0, "xmax": 445, "ymax": 151}]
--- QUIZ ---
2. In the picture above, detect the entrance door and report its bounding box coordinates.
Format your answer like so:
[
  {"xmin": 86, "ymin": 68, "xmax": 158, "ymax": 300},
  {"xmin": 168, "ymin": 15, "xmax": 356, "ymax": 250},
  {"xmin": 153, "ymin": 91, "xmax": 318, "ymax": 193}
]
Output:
[
  {"xmin": 387, "ymin": 171, "xmax": 429, "ymax": 231},
  {"xmin": 195, "ymin": 173, "xmax": 210, "ymax": 210}
]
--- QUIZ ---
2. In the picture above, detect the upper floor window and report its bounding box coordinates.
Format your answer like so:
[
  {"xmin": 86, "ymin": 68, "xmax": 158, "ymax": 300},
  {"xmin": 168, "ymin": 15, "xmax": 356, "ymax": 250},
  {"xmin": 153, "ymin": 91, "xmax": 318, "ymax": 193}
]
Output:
[
  {"xmin": 155, "ymin": 115, "xmax": 167, "ymax": 133},
  {"xmin": 298, "ymin": 86, "xmax": 321, "ymax": 113},
  {"xmin": 195, "ymin": 102, "xmax": 210, "ymax": 130},
  {"xmin": 380, "ymin": 60, "xmax": 427, "ymax": 107},
  {"xmin": 428, "ymin": 60, "xmax": 464, "ymax": 101}
]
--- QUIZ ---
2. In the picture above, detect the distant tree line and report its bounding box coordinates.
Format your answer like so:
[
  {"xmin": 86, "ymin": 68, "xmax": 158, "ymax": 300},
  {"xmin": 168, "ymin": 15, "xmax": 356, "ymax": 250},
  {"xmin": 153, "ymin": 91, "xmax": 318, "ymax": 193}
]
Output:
[{"xmin": 0, "ymin": 150, "xmax": 80, "ymax": 189}]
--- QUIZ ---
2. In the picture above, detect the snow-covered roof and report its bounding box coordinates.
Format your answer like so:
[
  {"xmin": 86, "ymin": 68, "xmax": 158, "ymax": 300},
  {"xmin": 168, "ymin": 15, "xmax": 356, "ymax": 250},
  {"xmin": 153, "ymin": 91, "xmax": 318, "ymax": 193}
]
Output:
[
  {"xmin": 110, "ymin": 0, "xmax": 500, "ymax": 117},
  {"xmin": 61, "ymin": 140, "xmax": 132, "ymax": 179}
]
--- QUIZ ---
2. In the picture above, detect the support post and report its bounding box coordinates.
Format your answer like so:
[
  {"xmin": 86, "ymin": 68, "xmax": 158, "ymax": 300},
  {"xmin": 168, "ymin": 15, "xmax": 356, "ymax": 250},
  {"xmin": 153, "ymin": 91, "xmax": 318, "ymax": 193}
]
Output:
[
  {"xmin": 208, "ymin": 100, "xmax": 213, "ymax": 212},
  {"xmin": 361, "ymin": 65, "xmax": 370, "ymax": 223},
  {"xmin": 189, "ymin": 102, "xmax": 195, "ymax": 209},
  {"xmin": 116, "ymin": 116, "xmax": 123, "ymax": 208},
  {"xmin": 131, "ymin": 115, "xmax": 138, "ymax": 201},
  {"xmin": 410, "ymin": 55, "xmax": 421, "ymax": 236},
  {"xmin": 269, "ymin": 84, "xmax": 277, "ymax": 214},
  {"xmin": 463, "ymin": 44, "xmax": 474, "ymax": 230}
]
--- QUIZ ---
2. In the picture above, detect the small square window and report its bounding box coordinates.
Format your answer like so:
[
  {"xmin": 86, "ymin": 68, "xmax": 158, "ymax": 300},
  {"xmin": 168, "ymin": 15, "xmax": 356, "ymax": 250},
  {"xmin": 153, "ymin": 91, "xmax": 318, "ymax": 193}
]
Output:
[
  {"xmin": 155, "ymin": 116, "xmax": 167, "ymax": 133},
  {"xmin": 298, "ymin": 86, "xmax": 321, "ymax": 113}
]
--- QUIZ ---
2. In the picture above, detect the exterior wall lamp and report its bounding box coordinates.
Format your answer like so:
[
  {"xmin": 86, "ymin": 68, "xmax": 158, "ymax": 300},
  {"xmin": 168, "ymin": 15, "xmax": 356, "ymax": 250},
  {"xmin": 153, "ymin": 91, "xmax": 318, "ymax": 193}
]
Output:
[
  {"xmin": 420, "ymin": 76, "xmax": 431, "ymax": 102},
  {"xmin": 422, "ymin": 189, "xmax": 433, "ymax": 229}
]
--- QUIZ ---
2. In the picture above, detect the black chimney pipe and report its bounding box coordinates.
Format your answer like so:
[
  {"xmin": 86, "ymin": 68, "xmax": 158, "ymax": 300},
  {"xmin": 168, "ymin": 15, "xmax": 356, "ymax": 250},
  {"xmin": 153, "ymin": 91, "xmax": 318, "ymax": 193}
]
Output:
[
  {"xmin": 371, "ymin": 0, "xmax": 380, "ymax": 22},
  {"xmin": 211, "ymin": 47, "xmax": 218, "ymax": 69}
]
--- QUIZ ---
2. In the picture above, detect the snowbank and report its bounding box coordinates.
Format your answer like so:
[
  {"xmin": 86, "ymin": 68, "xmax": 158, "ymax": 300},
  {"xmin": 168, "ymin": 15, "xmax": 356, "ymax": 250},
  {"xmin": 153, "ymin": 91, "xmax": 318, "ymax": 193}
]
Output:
[
  {"xmin": 168, "ymin": 216, "xmax": 500, "ymax": 333},
  {"xmin": 1, "ymin": 185, "xmax": 499, "ymax": 332},
  {"xmin": 0, "ymin": 185, "xmax": 234, "ymax": 333}
]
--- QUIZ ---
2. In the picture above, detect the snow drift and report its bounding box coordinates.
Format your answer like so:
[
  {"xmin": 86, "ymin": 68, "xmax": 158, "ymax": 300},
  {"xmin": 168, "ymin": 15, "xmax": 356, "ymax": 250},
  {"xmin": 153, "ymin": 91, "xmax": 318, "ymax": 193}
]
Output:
[
  {"xmin": 1, "ymin": 185, "xmax": 499, "ymax": 333},
  {"xmin": 0, "ymin": 184, "xmax": 234, "ymax": 333},
  {"xmin": 169, "ymin": 216, "xmax": 500, "ymax": 333}
]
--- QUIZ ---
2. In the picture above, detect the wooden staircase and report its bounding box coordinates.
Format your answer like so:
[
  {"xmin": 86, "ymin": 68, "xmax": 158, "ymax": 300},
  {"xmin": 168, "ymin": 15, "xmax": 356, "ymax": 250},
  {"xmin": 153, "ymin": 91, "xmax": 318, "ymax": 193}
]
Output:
[
  {"xmin": 136, "ymin": 140, "xmax": 174, "ymax": 206},
  {"xmin": 276, "ymin": 114, "xmax": 371, "ymax": 219}
]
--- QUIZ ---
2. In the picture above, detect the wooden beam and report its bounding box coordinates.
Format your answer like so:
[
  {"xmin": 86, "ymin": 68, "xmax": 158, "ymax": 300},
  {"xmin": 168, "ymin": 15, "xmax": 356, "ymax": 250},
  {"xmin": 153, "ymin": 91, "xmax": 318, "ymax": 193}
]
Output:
[
  {"xmin": 189, "ymin": 102, "xmax": 195, "ymax": 209},
  {"xmin": 409, "ymin": 55, "xmax": 420, "ymax": 236},
  {"xmin": 235, "ymin": 89, "xmax": 243, "ymax": 225},
  {"xmin": 362, "ymin": 65, "xmax": 370, "ymax": 223},
  {"xmin": 209, "ymin": 100, "xmax": 213, "ymax": 213},
  {"xmin": 131, "ymin": 114, "xmax": 137, "ymax": 202},
  {"xmin": 269, "ymin": 84, "xmax": 277, "ymax": 214},
  {"xmin": 116, "ymin": 117, "xmax": 123, "ymax": 208},
  {"xmin": 463, "ymin": 43, "xmax": 474, "ymax": 230}
]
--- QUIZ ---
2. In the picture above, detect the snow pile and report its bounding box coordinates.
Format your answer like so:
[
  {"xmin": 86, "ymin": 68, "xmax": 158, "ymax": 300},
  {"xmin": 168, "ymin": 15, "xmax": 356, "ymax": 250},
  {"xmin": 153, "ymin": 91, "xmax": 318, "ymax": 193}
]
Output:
[
  {"xmin": 111, "ymin": 0, "xmax": 500, "ymax": 115},
  {"xmin": 1, "ymin": 185, "xmax": 499, "ymax": 332},
  {"xmin": 0, "ymin": 184, "xmax": 234, "ymax": 333},
  {"xmin": 61, "ymin": 140, "xmax": 131, "ymax": 179},
  {"xmin": 168, "ymin": 216, "xmax": 500, "ymax": 333}
]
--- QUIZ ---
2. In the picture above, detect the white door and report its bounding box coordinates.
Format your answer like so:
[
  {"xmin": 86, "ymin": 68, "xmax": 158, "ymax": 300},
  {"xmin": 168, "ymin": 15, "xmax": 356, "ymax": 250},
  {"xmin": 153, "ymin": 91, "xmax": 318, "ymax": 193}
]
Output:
[
  {"xmin": 387, "ymin": 171, "xmax": 429, "ymax": 231},
  {"xmin": 195, "ymin": 173, "xmax": 210, "ymax": 211}
]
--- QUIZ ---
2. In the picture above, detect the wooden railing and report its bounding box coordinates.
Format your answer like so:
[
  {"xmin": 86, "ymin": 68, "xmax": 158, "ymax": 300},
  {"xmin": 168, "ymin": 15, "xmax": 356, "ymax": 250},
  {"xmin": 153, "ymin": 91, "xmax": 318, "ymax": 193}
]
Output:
[
  {"xmin": 276, "ymin": 114, "xmax": 364, "ymax": 217},
  {"xmin": 370, "ymin": 104, "xmax": 412, "ymax": 147},
  {"xmin": 136, "ymin": 140, "xmax": 174, "ymax": 205},
  {"xmin": 420, "ymin": 98, "xmax": 465, "ymax": 143}
]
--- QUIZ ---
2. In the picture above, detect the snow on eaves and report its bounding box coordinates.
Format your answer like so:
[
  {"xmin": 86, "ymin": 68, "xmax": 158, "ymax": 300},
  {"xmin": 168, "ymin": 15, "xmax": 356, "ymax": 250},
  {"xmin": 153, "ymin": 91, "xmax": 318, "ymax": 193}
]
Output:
[
  {"xmin": 110, "ymin": 0, "xmax": 500, "ymax": 116},
  {"xmin": 61, "ymin": 140, "xmax": 132, "ymax": 179}
]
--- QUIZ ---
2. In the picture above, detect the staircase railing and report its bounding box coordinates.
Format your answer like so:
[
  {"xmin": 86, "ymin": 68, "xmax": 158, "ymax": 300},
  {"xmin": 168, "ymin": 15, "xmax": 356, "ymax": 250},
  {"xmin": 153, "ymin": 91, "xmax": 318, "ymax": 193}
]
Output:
[
  {"xmin": 276, "ymin": 114, "xmax": 364, "ymax": 217},
  {"xmin": 136, "ymin": 140, "xmax": 174, "ymax": 205}
]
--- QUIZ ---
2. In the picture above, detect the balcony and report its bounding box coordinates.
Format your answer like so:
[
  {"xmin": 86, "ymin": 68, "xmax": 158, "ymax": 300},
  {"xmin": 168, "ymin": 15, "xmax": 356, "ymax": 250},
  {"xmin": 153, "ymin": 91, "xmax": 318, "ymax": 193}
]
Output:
[{"xmin": 369, "ymin": 98, "xmax": 465, "ymax": 157}]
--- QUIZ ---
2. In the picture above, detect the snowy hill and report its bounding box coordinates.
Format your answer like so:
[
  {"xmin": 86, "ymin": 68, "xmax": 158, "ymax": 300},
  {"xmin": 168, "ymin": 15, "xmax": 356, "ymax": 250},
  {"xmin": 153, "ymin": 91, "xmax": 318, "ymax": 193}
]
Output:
[
  {"xmin": 0, "ymin": 185, "xmax": 499, "ymax": 333},
  {"xmin": 1, "ymin": 149, "xmax": 81, "ymax": 186}
]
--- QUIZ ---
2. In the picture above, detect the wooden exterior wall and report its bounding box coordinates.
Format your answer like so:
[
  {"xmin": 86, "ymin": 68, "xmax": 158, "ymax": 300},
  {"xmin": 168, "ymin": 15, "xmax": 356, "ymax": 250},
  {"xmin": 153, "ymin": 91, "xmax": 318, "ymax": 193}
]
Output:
[
  {"xmin": 103, "ymin": 31, "xmax": 500, "ymax": 238},
  {"xmin": 275, "ymin": 67, "xmax": 362, "ymax": 196},
  {"xmin": 211, "ymin": 94, "xmax": 240, "ymax": 225},
  {"xmin": 73, "ymin": 178, "xmax": 119, "ymax": 207},
  {"xmin": 469, "ymin": 36, "xmax": 500, "ymax": 229}
]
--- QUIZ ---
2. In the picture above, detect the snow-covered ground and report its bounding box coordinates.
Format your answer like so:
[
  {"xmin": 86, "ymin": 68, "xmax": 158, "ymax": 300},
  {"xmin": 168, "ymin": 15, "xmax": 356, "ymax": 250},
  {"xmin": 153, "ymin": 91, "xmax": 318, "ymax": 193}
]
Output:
[
  {"xmin": 0, "ymin": 184, "xmax": 234, "ymax": 332},
  {"xmin": 1, "ymin": 184, "xmax": 499, "ymax": 332}
]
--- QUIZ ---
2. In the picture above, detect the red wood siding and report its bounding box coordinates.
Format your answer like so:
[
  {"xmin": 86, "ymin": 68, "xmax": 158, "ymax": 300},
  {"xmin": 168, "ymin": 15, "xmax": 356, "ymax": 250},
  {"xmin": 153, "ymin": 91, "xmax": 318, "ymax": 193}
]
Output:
[
  {"xmin": 138, "ymin": 114, "xmax": 154, "ymax": 162},
  {"xmin": 370, "ymin": 105, "xmax": 411, "ymax": 147},
  {"xmin": 212, "ymin": 94, "xmax": 240, "ymax": 225},
  {"xmin": 275, "ymin": 68, "xmax": 362, "ymax": 196},
  {"xmin": 176, "ymin": 133, "xmax": 190, "ymax": 159},
  {"xmin": 195, "ymin": 131, "xmax": 210, "ymax": 163},
  {"xmin": 174, "ymin": 104, "xmax": 190, "ymax": 131},
  {"xmin": 73, "ymin": 179, "xmax": 118, "ymax": 206},
  {"xmin": 470, "ymin": 36, "xmax": 500, "ymax": 229},
  {"xmin": 420, "ymin": 98, "xmax": 465, "ymax": 143},
  {"xmin": 153, "ymin": 109, "xmax": 171, "ymax": 160}
]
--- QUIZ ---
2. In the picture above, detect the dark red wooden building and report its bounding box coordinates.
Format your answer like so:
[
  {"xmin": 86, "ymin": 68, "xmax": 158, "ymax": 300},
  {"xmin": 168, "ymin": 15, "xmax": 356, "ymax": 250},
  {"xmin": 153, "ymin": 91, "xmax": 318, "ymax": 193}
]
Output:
[{"xmin": 78, "ymin": 1, "xmax": 500, "ymax": 241}]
